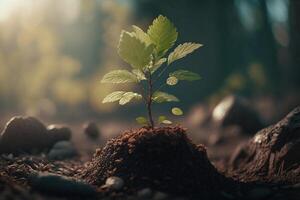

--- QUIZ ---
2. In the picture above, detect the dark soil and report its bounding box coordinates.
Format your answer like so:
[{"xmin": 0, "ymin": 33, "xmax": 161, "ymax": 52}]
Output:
[
  {"xmin": 227, "ymin": 106, "xmax": 300, "ymax": 183},
  {"xmin": 81, "ymin": 126, "xmax": 233, "ymax": 198},
  {"xmin": 0, "ymin": 109, "xmax": 300, "ymax": 200}
]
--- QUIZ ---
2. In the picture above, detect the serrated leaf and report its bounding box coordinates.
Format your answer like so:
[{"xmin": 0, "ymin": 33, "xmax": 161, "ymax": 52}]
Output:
[
  {"xmin": 136, "ymin": 116, "xmax": 148, "ymax": 125},
  {"xmin": 171, "ymin": 107, "xmax": 183, "ymax": 116},
  {"xmin": 147, "ymin": 15, "xmax": 178, "ymax": 56},
  {"xmin": 168, "ymin": 42, "xmax": 203, "ymax": 65},
  {"xmin": 152, "ymin": 91, "xmax": 179, "ymax": 103},
  {"xmin": 132, "ymin": 25, "xmax": 152, "ymax": 46},
  {"xmin": 169, "ymin": 70, "xmax": 201, "ymax": 81},
  {"xmin": 101, "ymin": 70, "xmax": 138, "ymax": 83},
  {"xmin": 119, "ymin": 92, "xmax": 142, "ymax": 105},
  {"xmin": 102, "ymin": 91, "xmax": 126, "ymax": 103},
  {"xmin": 166, "ymin": 76, "xmax": 178, "ymax": 86},
  {"xmin": 118, "ymin": 31, "xmax": 154, "ymax": 69},
  {"xmin": 150, "ymin": 58, "xmax": 166, "ymax": 73},
  {"xmin": 162, "ymin": 120, "xmax": 172, "ymax": 125},
  {"xmin": 132, "ymin": 69, "xmax": 146, "ymax": 81}
]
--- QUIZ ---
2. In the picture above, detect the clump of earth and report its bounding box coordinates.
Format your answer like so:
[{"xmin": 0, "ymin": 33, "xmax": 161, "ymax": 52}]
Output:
[{"xmin": 81, "ymin": 126, "xmax": 233, "ymax": 198}]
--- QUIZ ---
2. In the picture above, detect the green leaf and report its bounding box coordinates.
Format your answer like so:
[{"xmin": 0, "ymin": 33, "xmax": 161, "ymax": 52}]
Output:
[
  {"xmin": 147, "ymin": 15, "xmax": 178, "ymax": 56},
  {"xmin": 169, "ymin": 70, "xmax": 201, "ymax": 81},
  {"xmin": 118, "ymin": 31, "xmax": 154, "ymax": 69},
  {"xmin": 168, "ymin": 42, "xmax": 203, "ymax": 65},
  {"xmin": 132, "ymin": 69, "xmax": 146, "ymax": 81},
  {"xmin": 158, "ymin": 115, "xmax": 172, "ymax": 125},
  {"xmin": 136, "ymin": 116, "xmax": 148, "ymax": 125},
  {"xmin": 166, "ymin": 76, "xmax": 178, "ymax": 86},
  {"xmin": 132, "ymin": 25, "xmax": 152, "ymax": 46},
  {"xmin": 150, "ymin": 58, "xmax": 166, "ymax": 73},
  {"xmin": 102, "ymin": 91, "xmax": 126, "ymax": 103},
  {"xmin": 119, "ymin": 92, "xmax": 142, "ymax": 105},
  {"xmin": 171, "ymin": 107, "xmax": 183, "ymax": 116},
  {"xmin": 152, "ymin": 91, "xmax": 179, "ymax": 103},
  {"xmin": 162, "ymin": 120, "xmax": 172, "ymax": 125},
  {"xmin": 158, "ymin": 115, "xmax": 167, "ymax": 123},
  {"xmin": 101, "ymin": 70, "xmax": 138, "ymax": 83}
]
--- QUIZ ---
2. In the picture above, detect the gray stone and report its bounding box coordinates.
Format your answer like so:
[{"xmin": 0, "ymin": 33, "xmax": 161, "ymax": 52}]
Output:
[
  {"xmin": 84, "ymin": 122, "xmax": 100, "ymax": 139},
  {"xmin": 48, "ymin": 141, "xmax": 77, "ymax": 160},
  {"xmin": 0, "ymin": 116, "xmax": 48, "ymax": 154},
  {"xmin": 212, "ymin": 95, "xmax": 263, "ymax": 134},
  {"xmin": 30, "ymin": 173, "xmax": 96, "ymax": 197},
  {"xmin": 47, "ymin": 124, "xmax": 72, "ymax": 147}
]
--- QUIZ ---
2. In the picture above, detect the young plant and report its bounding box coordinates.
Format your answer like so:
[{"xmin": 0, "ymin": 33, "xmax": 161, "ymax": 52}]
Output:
[{"xmin": 101, "ymin": 15, "xmax": 202, "ymax": 128}]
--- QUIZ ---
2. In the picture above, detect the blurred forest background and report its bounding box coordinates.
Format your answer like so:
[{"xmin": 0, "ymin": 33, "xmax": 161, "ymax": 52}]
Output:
[{"xmin": 0, "ymin": 0, "xmax": 299, "ymax": 122}]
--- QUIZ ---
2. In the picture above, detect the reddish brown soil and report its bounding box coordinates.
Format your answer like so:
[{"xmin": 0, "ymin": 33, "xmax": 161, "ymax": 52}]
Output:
[{"xmin": 81, "ymin": 126, "xmax": 231, "ymax": 198}]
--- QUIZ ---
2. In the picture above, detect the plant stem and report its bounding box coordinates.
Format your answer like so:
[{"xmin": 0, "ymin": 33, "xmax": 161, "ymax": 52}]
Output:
[{"xmin": 147, "ymin": 70, "xmax": 154, "ymax": 128}]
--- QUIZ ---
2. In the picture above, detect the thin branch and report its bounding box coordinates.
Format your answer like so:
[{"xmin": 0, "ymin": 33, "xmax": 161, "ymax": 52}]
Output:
[
  {"xmin": 138, "ymin": 80, "xmax": 148, "ymax": 104},
  {"xmin": 146, "ymin": 67, "xmax": 154, "ymax": 128}
]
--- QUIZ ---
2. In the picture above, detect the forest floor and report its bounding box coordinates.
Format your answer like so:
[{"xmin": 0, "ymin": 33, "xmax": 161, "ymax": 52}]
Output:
[{"xmin": 0, "ymin": 97, "xmax": 299, "ymax": 200}]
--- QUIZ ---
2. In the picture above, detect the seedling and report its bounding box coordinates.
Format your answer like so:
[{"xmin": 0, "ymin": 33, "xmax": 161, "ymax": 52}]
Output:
[{"xmin": 101, "ymin": 15, "xmax": 202, "ymax": 128}]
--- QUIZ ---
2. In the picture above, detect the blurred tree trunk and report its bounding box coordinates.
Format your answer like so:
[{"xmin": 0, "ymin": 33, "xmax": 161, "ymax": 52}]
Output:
[
  {"xmin": 289, "ymin": 0, "xmax": 300, "ymax": 88},
  {"xmin": 258, "ymin": 0, "xmax": 280, "ymax": 93}
]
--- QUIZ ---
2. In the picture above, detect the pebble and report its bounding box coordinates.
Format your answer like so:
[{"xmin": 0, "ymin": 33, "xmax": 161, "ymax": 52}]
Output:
[
  {"xmin": 0, "ymin": 116, "xmax": 48, "ymax": 154},
  {"xmin": 84, "ymin": 122, "xmax": 100, "ymax": 139},
  {"xmin": 48, "ymin": 141, "xmax": 77, "ymax": 160},
  {"xmin": 105, "ymin": 176, "xmax": 124, "ymax": 190},
  {"xmin": 47, "ymin": 125, "xmax": 72, "ymax": 147},
  {"xmin": 212, "ymin": 95, "xmax": 263, "ymax": 134},
  {"xmin": 29, "ymin": 173, "xmax": 96, "ymax": 196}
]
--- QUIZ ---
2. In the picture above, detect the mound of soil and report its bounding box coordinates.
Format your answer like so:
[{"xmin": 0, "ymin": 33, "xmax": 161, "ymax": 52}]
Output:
[
  {"xmin": 81, "ymin": 126, "xmax": 230, "ymax": 198},
  {"xmin": 229, "ymin": 106, "xmax": 300, "ymax": 183}
]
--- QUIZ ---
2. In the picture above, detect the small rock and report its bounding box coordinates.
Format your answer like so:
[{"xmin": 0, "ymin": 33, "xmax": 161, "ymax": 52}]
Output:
[
  {"xmin": 137, "ymin": 188, "xmax": 153, "ymax": 199},
  {"xmin": 48, "ymin": 141, "xmax": 77, "ymax": 160},
  {"xmin": 84, "ymin": 122, "xmax": 100, "ymax": 139},
  {"xmin": 105, "ymin": 176, "xmax": 124, "ymax": 190},
  {"xmin": 47, "ymin": 125, "xmax": 72, "ymax": 147},
  {"xmin": 212, "ymin": 95, "xmax": 263, "ymax": 134},
  {"xmin": 153, "ymin": 191, "xmax": 168, "ymax": 200},
  {"xmin": 29, "ymin": 173, "xmax": 96, "ymax": 196},
  {"xmin": 0, "ymin": 116, "xmax": 49, "ymax": 154}
]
